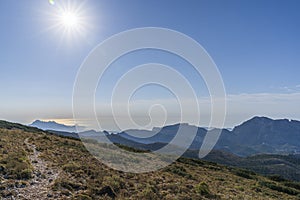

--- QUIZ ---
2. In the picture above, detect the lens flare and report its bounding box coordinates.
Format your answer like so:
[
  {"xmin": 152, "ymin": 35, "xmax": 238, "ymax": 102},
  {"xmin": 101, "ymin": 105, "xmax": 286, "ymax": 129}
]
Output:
[
  {"xmin": 44, "ymin": 0, "xmax": 91, "ymax": 43},
  {"xmin": 49, "ymin": 0, "xmax": 55, "ymax": 5}
]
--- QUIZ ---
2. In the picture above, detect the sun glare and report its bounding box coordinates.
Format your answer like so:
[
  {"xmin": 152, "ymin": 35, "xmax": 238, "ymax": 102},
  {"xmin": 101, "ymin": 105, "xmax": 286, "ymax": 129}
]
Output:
[
  {"xmin": 46, "ymin": 0, "xmax": 91, "ymax": 42},
  {"xmin": 60, "ymin": 11, "xmax": 79, "ymax": 29}
]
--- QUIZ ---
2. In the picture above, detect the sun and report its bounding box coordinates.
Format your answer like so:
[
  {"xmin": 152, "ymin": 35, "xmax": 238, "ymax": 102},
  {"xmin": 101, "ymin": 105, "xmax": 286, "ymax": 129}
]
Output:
[
  {"xmin": 56, "ymin": 7, "xmax": 85, "ymax": 34},
  {"xmin": 60, "ymin": 11, "xmax": 80, "ymax": 29},
  {"xmin": 46, "ymin": 0, "xmax": 90, "ymax": 42}
]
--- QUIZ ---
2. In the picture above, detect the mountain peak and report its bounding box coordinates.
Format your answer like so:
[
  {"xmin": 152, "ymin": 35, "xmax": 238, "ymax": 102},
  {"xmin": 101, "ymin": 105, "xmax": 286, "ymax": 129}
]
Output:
[
  {"xmin": 29, "ymin": 120, "xmax": 85, "ymax": 132},
  {"xmin": 248, "ymin": 116, "xmax": 273, "ymax": 122}
]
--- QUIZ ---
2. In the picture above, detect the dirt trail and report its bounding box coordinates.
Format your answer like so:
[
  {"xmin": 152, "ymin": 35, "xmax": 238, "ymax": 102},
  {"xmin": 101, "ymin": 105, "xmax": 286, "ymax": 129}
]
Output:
[{"xmin": 11, "ymin": 138, "xmax": 61, "ymax": 199}]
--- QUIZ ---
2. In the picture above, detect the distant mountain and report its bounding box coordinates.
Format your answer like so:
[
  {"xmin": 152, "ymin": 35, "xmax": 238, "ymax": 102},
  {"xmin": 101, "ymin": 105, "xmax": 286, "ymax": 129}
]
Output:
[
  {"xmin": 29, "ymin": 120, "xmax": 85, "ymax": 132},
  {"xmin": 119, "ymin": 123, "xmax": 201, "ymax": 145},
  {"xmin": 30, "ymin": 117, "xmax": 300, "ymax": 157},
  {"xmin": 228, "ymin": 116, "xmax": 300, "ymax": 156},
  {"xmin": 114, "ymin": 116, "xmax": 300, "ymax": 157},
  {"xmin": 233, "ymin": 117, "xmax": 300, "ymax": 146}
]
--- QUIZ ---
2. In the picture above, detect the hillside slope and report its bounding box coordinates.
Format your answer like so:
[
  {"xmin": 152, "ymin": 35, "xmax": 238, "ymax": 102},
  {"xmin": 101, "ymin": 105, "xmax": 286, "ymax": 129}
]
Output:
[
  {"xmin": 203, "ymin": 150, "xmax": 300, "ymax": 182},
  {"xmin": 0, "ymin": 120, "xmax": 300, "ymax": 199}
]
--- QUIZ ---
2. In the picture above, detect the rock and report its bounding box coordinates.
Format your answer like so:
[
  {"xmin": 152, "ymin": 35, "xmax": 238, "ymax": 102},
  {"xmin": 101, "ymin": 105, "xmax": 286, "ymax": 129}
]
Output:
[
  {"xmin": 30, "ymin": 181, "xmax": 38, "ymax": 185},
  {"xmin": 36, "ymin": 171, "xmax": 42, "ymax": 177}
]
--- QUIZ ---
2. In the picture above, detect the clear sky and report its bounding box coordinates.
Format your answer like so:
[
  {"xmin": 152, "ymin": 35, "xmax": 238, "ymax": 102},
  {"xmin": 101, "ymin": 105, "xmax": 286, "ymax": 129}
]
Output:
[{"xmin": 1, "ymin": 0, "xmax": 300, "ymax": 130}]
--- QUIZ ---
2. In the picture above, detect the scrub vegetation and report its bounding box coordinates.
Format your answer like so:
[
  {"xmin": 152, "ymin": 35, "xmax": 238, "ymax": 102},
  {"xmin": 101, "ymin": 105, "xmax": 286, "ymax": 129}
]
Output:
[{"xmin": 0, "ymin": 121, "xmax": 300, "ymax": 199}]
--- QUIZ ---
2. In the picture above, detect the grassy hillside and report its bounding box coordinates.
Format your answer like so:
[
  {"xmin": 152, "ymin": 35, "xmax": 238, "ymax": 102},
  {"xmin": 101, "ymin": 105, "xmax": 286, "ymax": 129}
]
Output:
[
  {"xmin": 1, "ymin": 121, "xmax": 300, "ymax": 199},
  {"xmin": 203, "ymin": 151, "xmax": 300, "ymax": 182}
]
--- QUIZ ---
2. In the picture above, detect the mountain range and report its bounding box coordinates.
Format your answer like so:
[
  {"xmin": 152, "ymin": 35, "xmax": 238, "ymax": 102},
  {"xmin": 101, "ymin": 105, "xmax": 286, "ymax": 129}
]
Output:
[{"xmin": 30, "ymin": 116, "xmax": 300, "ymax": 157}]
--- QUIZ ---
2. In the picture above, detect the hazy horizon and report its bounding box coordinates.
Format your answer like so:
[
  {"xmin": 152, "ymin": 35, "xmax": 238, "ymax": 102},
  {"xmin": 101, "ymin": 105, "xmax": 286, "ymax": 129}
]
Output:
[{"xmin": 1, "ymin": 0, "xmax": 300, "ymax": 131}]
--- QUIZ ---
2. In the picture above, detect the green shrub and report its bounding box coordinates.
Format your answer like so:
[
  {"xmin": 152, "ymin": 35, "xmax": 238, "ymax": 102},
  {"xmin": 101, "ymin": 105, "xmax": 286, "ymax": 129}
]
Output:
[
  {"xmin": 165, "ymin": 165, "xmax": 192, "ymax": 178},
  {"xmin": 103, "ymin": 175, "xmax": 125, "ymax": 192},
  {"xmin": 1, "ymin": 151, "xmax": 32, "ymax": 180},
  {"xmin": 283, "ymin": 181, "xmax": 300, "ymax": 190},
  {"xmin": 138, "ymin": 184, "xmax": 159, "ymax": 200},
  {"xmin": 259, "ymin": 181, "xmax": 299, "ymax": 196},
  {"xmin": 62, "ymin": 163, "xmax": 81, "ymax": 173},
  {"xmin": 268, "ymin": 175, "xmax": 286, "ymax": 182},
  {"xmin": 53, "ymin": 180, "xmax": 85, "ymax": 191},
  {"xmin": 178, "ymin": 157, "xmax": 205, "ymax": 166},
  {"xmin": 19, "ymin": 169, "xmax": 32, "ymax": 179},
  {"xmin": 195, "ymin": 182, "xmax": 210, "ymax": 196},
  {"xmin": 232, "ymin": 169, "xmax": 253, "ymax": 179}
]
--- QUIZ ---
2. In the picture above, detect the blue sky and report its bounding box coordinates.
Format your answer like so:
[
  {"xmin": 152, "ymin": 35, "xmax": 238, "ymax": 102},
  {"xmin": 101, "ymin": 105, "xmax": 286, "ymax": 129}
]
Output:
[{"xmin": 0, "ymin": 0, "xmax": 300, "ymax": 130}]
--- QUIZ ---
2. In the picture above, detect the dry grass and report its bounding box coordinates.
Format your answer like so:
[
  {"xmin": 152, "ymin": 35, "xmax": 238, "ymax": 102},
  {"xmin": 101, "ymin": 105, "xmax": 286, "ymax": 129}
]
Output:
[{"xmin": 0, "ymin": 126, "xmax": 300, "ymax": 199}]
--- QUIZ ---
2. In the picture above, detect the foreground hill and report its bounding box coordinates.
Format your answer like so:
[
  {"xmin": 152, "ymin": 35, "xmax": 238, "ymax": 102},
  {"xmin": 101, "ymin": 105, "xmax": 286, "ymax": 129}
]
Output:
[{"xmin": 1, "ymin": 120, "xmax": 300, "ymax": 199}]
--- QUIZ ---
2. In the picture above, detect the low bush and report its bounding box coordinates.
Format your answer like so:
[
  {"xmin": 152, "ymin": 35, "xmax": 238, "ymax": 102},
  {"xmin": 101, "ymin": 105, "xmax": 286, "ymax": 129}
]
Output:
[
  {"xmin": 0, "ymin": 151, "xmax": 32, "ymax": 180},
  {"xmin": 259, "ymin": 181, "xmax": 299, "ymax": 196},
  {"xmin": 231, "ymin": 168, "xmax": 254, "ymax": 179},
  {"xmin": 268, "ymin": 175, "xmax": 287, "ymax": 182},
  {"xmin": 165, "ymin": 165, "xmax": 192, "ymax": 178},
  {"xmin": 138, "ymin": 184, "xmax": 159, "ymax": 200},
  {"xmin": 283, "ymin": 181, "xmax": 300, "ymax": 190},
  {"xmin": 195, "ymin": 182, "xmax": 210, "ymax": 196},
  {"xmin": 62, "ymin": 163, "xmax": 81, "ymax": 173},
  {"xmin": 53, "ymin": 180, "xmax": 85, "ymax": 191}
]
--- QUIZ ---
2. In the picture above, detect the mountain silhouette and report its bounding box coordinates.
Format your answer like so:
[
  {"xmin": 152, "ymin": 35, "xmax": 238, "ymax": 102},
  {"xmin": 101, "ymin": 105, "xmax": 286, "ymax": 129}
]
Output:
[
  {"xmin": 29, "ymin": 117, "xmax": 300, "ymax": 157},
  {"xmin": 29, "ymin": 120, "xmax": 85, "ymax": 132}
]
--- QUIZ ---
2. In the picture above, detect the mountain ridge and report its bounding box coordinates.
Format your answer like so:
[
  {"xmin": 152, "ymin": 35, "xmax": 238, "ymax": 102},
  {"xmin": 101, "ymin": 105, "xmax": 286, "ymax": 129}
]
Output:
[
  {"xmin": 28, "ymin": 116, "xmax": 300, "ymax": 157},
  {"xmin": 29, "ymin": 119, "xmax": 85, "ymax": 132}
]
